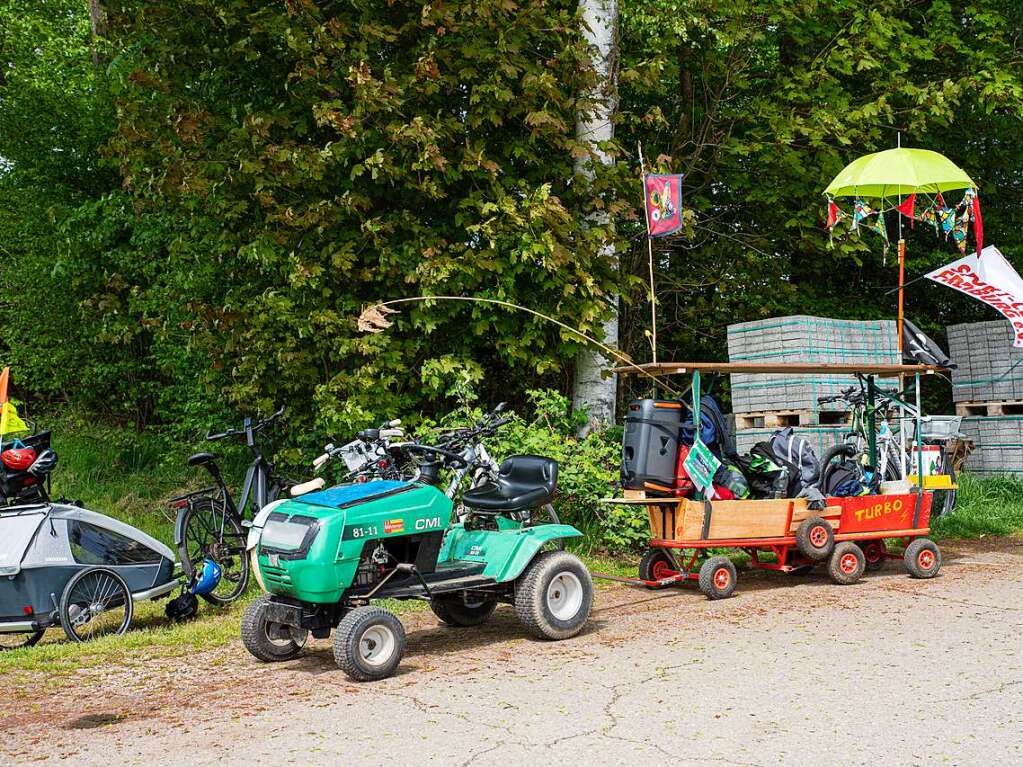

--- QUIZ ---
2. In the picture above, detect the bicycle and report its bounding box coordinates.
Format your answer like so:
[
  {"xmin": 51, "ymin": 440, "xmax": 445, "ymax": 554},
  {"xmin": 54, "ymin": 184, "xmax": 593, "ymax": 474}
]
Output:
[
  {"xmin": 818, "ymin": 380, "xmax": 959, "ymax": 516},
  {"xmin": 171, "ymin": 406, "xmax": 290, "ymax": 605}
]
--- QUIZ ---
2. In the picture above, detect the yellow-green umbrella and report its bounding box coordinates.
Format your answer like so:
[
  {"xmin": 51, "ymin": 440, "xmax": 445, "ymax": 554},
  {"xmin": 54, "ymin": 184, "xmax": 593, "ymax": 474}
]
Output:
[{"xmin": 823, "ymin": 146, "xmax": 977, "ymax": 350}]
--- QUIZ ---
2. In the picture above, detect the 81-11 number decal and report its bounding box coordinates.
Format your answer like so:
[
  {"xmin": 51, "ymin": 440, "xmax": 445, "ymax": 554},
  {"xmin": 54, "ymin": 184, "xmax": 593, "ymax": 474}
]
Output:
[{"xmin": 344, "ymin": 516, "xmax": 442, "ymax": 540}]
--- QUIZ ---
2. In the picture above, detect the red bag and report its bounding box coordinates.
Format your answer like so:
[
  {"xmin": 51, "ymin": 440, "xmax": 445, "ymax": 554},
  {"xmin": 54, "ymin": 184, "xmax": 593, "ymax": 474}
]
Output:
[{"xmin": 673, "ymin": 445, "xmax": 695, "ymax": 497}]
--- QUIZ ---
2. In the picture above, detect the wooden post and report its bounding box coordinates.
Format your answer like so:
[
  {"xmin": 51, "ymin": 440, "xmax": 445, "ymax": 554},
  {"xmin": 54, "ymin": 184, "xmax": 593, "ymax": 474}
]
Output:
[{"xmin": 897, "ymin": 238, "xmax": 906, "ymax": 352}]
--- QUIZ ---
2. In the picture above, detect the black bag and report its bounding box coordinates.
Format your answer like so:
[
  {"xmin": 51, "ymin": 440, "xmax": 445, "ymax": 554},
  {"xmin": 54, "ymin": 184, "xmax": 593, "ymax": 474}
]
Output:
[{"xmin": 736, "ymin": 442, "xmax": 791, "ymax": 499}]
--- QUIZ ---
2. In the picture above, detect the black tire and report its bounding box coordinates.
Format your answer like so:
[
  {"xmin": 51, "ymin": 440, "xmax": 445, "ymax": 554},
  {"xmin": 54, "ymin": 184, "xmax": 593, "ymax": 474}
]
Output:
[
  {"xmin": 638, "ymin": 548, "xmax": 678, "ymax": 589},
  {"xmin": 828, "ymin": 542, "xmax": 866, "ymax": 585},
  {"xmin": 178, "ymin": 498, "xmax": 249, "ymax": 605},
  {"xmin": 514, "ymin": 551, "xmax": 593, "ymax": 640},
  {"xmin": 333, "ymin": 606, "xmax": 406, "ymax": 682},
  {"xmin": 904, "ymin": 538, "xmax": 942, "ymax": 579},
  {"xmin": 431, "ymin": 592, "xmax": 498, "ymax": 627},
  {"xmin": 698, "ymin": 556, "xmax": 737, "ymax": 600},
  {"xmin": 59, "ymin": 567, "xmax": 133, "ymax": 643},
  {"xmin": 859, "ymin": 539, "xmax": 887, "ymax": 571},
  {"xmin": 241, "ymin": 595, "xmax": 307, "ymax": 662},
  {"xmin": 0, "ymin": 629, "xmax": 45, "ymax": 650},
  {"xmin": 796, "ymin": 517, "xmax": 835, "ymax": 561}
]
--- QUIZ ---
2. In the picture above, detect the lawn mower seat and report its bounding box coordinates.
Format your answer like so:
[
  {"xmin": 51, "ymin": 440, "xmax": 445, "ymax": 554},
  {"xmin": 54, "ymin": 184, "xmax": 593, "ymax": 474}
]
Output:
[{"xmin": 461, "ymin": 455, "xmax": 558, "ymax": 514}]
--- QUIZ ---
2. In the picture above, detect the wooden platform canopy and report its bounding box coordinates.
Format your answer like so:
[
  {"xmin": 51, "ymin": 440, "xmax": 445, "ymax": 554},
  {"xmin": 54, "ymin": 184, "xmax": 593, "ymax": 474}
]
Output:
[{"xmin": 613, "ymin": 362, "xmax": 946, "ymax": 378}]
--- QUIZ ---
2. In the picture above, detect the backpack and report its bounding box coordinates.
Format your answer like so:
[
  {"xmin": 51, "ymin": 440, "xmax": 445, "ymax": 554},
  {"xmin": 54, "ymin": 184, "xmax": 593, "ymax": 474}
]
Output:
[
  {"xmin": 736, "ymin": 443, "xmax": 791, "ymax": 499},
  {"xmin": 770, "ymin": 427, "xmax": 821, "ymax": 491},
  {"xmin": 680, "ymin": 395, "xmax": 737, "ymax": 461},
  {"xmin": 713, "ymin": 462, "xmax": 750, "ymax": 500}
]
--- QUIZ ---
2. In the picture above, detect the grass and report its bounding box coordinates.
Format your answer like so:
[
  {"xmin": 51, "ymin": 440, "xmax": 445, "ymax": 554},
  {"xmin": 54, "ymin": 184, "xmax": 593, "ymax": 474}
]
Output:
[
  {"xmin": 932, "ymin": 472, "xmax": 1023, "ymax": 539},
  {"xmin": 2, "ymin": 412, "xmax": 1022, "ymax": 679}
]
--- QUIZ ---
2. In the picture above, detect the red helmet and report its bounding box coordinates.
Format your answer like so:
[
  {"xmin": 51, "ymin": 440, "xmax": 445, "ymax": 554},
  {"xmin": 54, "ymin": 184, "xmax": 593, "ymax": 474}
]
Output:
[{"xmin": 1, "ymin": 447, "xmax": 37, "ymax": 471}]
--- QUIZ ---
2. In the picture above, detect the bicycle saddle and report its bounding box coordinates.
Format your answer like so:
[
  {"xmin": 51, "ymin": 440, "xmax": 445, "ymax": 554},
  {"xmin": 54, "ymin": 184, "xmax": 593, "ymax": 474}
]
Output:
[
  {"xmin": 461, "ymin": 455, "xmax": 558, "ymax": 513},
  {"xmin": 187, "ymin": 452, "xmax": 217, "ymax": 467}
]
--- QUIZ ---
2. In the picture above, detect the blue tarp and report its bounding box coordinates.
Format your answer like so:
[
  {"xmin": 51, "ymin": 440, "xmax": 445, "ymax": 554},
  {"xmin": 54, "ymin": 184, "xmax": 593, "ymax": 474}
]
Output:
[{"xmin": 299, "ymin": 480, "xmax": 410, "ymax": 509}]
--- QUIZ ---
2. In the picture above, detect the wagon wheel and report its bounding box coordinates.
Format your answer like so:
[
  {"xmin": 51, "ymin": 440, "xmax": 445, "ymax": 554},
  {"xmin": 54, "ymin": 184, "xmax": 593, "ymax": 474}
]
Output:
[
  {"xmin": 638, "ymin": 548, "xmax": 680, "ymax": 589},
  {"xmin": 859, "ymin": 539, "xmax": 887, "ymax": 571},
  {"xmin": 59, "ymin": 567, "xmax": 133, "ymax": 643},
  {"xmin": 0, "ymin": 629, "xmax": 45, "ymax": 651}
]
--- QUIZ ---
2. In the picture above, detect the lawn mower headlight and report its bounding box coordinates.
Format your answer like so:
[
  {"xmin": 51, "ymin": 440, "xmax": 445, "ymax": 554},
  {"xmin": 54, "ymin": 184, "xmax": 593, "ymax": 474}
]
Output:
[{"xmin": 259, "ymin": 513, "xmax": 320, "ymax": 560}]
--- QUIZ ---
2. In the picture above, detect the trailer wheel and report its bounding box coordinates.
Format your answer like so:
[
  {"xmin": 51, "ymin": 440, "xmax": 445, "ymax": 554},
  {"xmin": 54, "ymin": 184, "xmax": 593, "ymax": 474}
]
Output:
[
  {"xmin": 638, "ymin": 548, "xmax": 679, "ymax": 588},
  {"xmin": 241, "ymin": 594, "xmax": 308, "ymax": 663},
  {"xmin": 431, "ymin": 592, "xmax": 498, "ymax": 627},
  {"xmin": 698, "ymin": 556, "xmax": 737, "ymax": 600},
  {"xmin": 796, "ymin": 517, "xmax": 834, "ymax": 561},
  {"xmin": 514, "ymin": 551, "xmax": 593, "ymax": 640},
  {"xmin": 859, "ymin": 540, "xmax": 887, "ymax": 571},
  {"xmin": 904, "ymin": 539, "xmax": 942, "ymax": 579},
  {"xmin": 333, "ymin": 606, "xmax": 406, "ymax": 682},
  {"xmin": 827, "ymin": 542, "xmax": 865, "ymax": 585}
]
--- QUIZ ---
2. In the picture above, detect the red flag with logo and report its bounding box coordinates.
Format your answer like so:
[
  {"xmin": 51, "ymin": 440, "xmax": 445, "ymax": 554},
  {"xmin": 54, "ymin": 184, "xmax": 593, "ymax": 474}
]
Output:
[{"xmin": 644, "ymin": 174, "xmax": 684, "ymax": 237}]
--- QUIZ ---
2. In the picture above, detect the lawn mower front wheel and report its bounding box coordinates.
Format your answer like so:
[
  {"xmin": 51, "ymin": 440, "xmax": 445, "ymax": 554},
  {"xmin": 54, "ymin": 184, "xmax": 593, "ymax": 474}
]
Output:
[
  {"xmin": 241, "ymin": 594, "xmax": 308, "ymax": 663},
  {"xmin": 334, "ymin": 606, "xmax": 406, "ymax": 682}
]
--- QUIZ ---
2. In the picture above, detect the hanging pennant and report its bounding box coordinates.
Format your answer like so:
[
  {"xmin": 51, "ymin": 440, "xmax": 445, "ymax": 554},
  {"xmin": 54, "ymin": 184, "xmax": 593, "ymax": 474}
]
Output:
[
  {"xmin": 643, "ymin": 174, "xmax": 684, "ymax": 237},
  {"xmin": 917, "ymin": 205, "xmax": 940, "ymax": 235},
  {"xmin": 953, "ymin": 208, "xmax": 971, "ymax": 254},
  {"xmin": 895, "ymin": 193, "xmax": 916, "ymax": 224},
  {"xmin": 852, "ymin": 199, "xmax": 875, "ymax": 232},
  {"xmin": 937, "ymin": 205, "xmax": 957, "ymax": 238},
  {"xmin": 826, "ymin": 199, "xmax": 847, "ymax": 230},
  {"xmin": 960, "ymin": 188, "xmax": 984, "ymax": 256}
]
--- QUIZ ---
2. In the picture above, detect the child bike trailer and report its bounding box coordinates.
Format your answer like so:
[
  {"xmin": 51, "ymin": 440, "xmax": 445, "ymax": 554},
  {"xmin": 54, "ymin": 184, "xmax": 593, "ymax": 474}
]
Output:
[{"xmin": 0, "ymin": 502, "xmax": 177, "ymax": 649}]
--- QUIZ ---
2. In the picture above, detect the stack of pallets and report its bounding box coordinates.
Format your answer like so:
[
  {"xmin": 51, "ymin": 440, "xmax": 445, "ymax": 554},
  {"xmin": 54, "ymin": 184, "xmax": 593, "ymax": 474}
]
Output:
[
  {"xmin": 948, "ymin": 321, "xmax": 1023, "ymax": 475},
  {"xmin": 727, "ymin": 316, "xmax": 900, "ymax": 456}
]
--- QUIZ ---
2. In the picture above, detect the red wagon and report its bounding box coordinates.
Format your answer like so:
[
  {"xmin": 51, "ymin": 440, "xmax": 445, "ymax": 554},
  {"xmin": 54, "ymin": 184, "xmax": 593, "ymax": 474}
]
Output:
[
  {"xmin": 604, "ymin": 361, "xmax": 947, "ymax": 599},
  {"xmin": 604, "ymin": 491, "xmax": 940, "ymax": 599}
]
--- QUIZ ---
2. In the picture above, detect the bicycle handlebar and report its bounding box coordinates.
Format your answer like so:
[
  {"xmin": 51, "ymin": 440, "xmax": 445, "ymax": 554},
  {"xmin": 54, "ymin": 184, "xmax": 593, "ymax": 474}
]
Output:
[{"xmin": 206, "ymin": 406, "xmax": 285, "ymax": 442}]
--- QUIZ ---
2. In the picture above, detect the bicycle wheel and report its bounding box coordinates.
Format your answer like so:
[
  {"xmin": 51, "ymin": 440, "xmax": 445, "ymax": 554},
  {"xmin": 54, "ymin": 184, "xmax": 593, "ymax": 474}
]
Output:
[
  {"xmin": 60, "ymin": 567, "xmax": 133, "ymax": 643},
  {"xmin": 179, "ymin": 498, "xmax": 249, "ymax": 606}
]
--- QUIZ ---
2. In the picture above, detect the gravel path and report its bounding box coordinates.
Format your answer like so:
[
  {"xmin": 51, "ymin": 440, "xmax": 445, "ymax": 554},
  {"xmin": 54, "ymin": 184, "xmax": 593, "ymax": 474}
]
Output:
[{"xmin": 4, "ymin": 539, "xmax": 1021, "ymax": 766}]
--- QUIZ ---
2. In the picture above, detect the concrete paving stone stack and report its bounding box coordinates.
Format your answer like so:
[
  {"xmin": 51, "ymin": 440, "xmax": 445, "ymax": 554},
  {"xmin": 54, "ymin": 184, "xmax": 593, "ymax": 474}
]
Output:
[
  {"xmin": 947, "ymin": 321, "xmax": 1023, "ymax": 474},
  {"xmin": 959, "ymin": 415, "xmax": 1023, "ymax": 476},
  {"xmin": 728, "ymin": 315, "xmax": 899, "ymax": 415},
  {"xmin": 727, "ymin": 316, "xmax": 897, "ymax": 459},
  {"xmin": 947, "ymin": 320, "xmax": 1023, "ymax": 404}
]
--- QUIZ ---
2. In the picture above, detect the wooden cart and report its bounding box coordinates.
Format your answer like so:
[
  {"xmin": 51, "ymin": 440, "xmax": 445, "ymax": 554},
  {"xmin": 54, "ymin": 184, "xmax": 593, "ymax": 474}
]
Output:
[{"xmin": 602, "ymin": 362, "xmax": 946, "ymax": 598}]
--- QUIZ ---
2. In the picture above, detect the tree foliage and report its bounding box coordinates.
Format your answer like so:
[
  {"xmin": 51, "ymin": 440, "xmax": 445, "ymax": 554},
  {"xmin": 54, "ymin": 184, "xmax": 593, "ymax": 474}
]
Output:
[{"xmin": 2, "ymin": 0, "xmax": 1023, "ymax": 437}]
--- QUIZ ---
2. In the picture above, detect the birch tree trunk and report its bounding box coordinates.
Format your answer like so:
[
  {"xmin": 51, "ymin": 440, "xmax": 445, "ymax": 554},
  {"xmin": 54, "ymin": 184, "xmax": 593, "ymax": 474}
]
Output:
[{"xmin": 572, "ymin": 0, "xmax": 619, "ymax": 433}]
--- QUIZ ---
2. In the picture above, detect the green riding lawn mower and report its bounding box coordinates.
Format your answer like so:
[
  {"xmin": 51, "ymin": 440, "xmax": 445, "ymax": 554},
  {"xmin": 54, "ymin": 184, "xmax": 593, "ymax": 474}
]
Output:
[{"xmin": 241, "ymin": 410, "xmax": 593, "ymax": 681}]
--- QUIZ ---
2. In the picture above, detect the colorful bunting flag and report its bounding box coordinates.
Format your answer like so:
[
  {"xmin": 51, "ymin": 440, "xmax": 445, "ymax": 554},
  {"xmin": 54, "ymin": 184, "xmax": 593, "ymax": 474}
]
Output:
[
  {"xmin": 867, "ymin": 212, "xmax": 889, "ymax": 255},
  {"xmin": 895, "ymin": 193, "xmax": 916, "ymax": 224},
  {"xmin": 961, "ymin": 188, "xmax": 984, "ymax": 256},
  {"xmin": 826, "ymin": 199, "xmax": 846, "ymax": 230},
  {"xmin": 937, "ymin": 206, "xmax": 957, "ymax": 238},
  {"xmin": 852, "ymin": 199, "xmax": 875, "ymax": 232}
]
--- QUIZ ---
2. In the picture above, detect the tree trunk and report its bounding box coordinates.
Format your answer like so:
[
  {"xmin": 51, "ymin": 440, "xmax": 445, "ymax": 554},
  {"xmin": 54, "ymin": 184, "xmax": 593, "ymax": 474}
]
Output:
[
  {"xmin": 88, "ymin": 0, "xmax": 107, "ymax": 69},
  {"xmin": 572, "ymin": 0, "xmax": 619, "ymax": 434}
]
